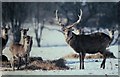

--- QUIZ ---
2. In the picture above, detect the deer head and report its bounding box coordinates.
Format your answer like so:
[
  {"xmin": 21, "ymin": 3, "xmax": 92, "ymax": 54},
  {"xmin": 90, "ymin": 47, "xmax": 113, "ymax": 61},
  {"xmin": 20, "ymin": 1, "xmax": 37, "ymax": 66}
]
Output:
[
  {"xmin": 20, "ymin": 28, "xmax": 29, "ymax": 36},
  {"xmin": 1, "ymin": 25, "xmax": 10, "ymax": 36},
  {"xmin": 23, "ymin": 36, "xmax": 32, "ymax": 46},
  {"xmin": 56, "ymin": 9, "xmax": 83, "ymax": 38}
]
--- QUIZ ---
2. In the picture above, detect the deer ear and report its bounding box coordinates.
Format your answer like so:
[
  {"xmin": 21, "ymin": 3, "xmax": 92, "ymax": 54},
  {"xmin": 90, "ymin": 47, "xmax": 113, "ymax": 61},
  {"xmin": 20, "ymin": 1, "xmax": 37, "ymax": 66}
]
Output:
[
  {"xmin": 20, "ymin": 28, "xmax": 23, "ymax": 31},
  {"xmin": 27, "ymin": 28, "xmax": 29, "ymax": 31}
]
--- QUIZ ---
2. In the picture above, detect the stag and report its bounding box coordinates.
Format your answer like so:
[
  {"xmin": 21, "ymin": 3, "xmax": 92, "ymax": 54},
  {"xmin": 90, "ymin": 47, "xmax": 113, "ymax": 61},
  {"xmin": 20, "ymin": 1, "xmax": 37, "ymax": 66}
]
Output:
[
  {"xmin": 56, "ymin": 9, "xmax": 116, "ymax": 69},
  {"xmin": 0, "ymin": 26, "xmax": 10, "ymax": 58},
  {"xmin": 9, "ymin": 35, "xmax": 33, "ymax": 70}
]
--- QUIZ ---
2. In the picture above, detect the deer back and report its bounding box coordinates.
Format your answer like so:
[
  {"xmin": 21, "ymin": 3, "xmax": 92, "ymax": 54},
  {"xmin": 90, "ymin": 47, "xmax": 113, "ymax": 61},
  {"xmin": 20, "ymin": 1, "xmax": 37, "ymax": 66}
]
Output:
[
  {"xmin": 68, "ymin": 32, "xmax": 111, "ymax": 54},
  {"xmin": 9, "ymin": 43, "xmax": 26, "ymax": 57}
]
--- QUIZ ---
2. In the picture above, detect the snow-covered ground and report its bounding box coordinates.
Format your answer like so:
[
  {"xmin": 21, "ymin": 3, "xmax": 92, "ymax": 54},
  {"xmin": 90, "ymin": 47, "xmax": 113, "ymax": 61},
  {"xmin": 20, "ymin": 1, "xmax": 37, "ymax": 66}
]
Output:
[
  {"xmin": 2, "ymin": 45, "xmax": 119, "ymax": 75},
  {"xmin": 1, "ymin": 24, "xmax": 119, "ymax": 75}
]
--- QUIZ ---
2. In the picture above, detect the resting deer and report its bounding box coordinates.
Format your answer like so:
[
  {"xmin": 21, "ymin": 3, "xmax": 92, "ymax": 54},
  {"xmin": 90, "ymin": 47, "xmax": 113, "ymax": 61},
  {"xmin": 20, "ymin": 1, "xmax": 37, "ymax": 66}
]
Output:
[
  {"xmin": 56, "ymin": 9, "xmax": 116, "ymax": 69},
  {"xmin": 0, "ymin": 26, "xmax": 10, "ymax": 58},
  {"xmin": 10, "ymin": 35, "xmax": 33, "ymax": 70}
]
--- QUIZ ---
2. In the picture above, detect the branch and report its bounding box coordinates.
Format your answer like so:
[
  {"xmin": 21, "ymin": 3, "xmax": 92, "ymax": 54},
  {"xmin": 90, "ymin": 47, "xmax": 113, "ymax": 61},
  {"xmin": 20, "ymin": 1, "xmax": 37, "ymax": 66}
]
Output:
[{"xmin": 66, "ymin": 9, "xmax": 83, "ymax": 29}]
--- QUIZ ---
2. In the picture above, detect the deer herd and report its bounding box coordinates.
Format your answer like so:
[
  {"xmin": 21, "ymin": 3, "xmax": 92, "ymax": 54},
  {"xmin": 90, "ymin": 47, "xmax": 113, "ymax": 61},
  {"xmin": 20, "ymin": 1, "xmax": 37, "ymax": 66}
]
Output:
[
  {"xmin": 0, "ymin": 26, "xmax": 33, "ymax": 70},
  {"xmin": 0, "ymin": 9, "xmax": 116, "ymax": 70}
]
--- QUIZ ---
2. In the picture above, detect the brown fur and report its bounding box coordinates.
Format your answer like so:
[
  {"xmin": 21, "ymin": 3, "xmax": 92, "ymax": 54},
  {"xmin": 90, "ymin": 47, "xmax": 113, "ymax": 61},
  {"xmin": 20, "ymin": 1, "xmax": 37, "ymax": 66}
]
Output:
[
  {"xmin": 56, "ymin": 9, "xmax": 115, "ymax": 69},
  {"xmin": 10, "ymin": 44, "xmax": 25, "ymax": 58},
  {"xmin": 9, "ymin": 35, "xmax": 32, "ymax": 70}
]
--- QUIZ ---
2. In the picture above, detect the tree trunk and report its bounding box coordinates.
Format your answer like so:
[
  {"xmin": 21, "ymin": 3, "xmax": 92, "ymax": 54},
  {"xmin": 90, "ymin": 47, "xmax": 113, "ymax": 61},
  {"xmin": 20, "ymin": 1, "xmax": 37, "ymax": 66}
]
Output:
[
  {"xmin": 11, "ymin": 19, "xmax": 21, "ymax": 43},
  {"xmin": 34, "ymin": 20, "xmax": 45, "ymax": 47}
]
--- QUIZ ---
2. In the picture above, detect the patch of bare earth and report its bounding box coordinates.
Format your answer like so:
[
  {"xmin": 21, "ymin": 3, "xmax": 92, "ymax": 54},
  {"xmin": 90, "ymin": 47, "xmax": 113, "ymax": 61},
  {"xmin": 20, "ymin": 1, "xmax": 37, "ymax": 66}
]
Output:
[
  {"xmin": 63, "ymin": 52, "xmax": 103, "ymax": 59},
  {"xmin": 1, "ymin": 57, "xmax": 69, "ymax": 71}
]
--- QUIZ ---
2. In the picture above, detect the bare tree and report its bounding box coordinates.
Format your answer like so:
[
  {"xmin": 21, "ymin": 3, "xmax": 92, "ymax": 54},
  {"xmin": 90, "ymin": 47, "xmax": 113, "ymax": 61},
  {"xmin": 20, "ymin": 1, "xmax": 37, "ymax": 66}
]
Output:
[
  {"xmin": 2, "ymin": 2, "xmax": 31, "ymax": 43},
  {"xmin": 32, "ymin": 2, "xmax": 55, "ymax": 47},
  {"xmin": 34, "ymin": 19, "xmax": 45, "ymax": 47}
]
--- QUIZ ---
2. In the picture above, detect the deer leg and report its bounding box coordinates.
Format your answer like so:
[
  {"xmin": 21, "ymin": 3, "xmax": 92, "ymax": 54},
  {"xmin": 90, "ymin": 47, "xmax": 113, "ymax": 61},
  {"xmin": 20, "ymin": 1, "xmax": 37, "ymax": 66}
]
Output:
[
  {"xmin": 17, "ymin": 57, "xmax": 21, "ymax": 70},
  {"xmin": 11, "ymin": 56, "xmax": 15, "ymax": 71},
  {"xmin": 100, "ymin": 56, "xmax": 106, "ymax": 69},
  {"xmin": 79, "ymin": 52, "xmax": 82, "ymax": 69},
  {"xmin": 25, "ymin": 54, "xmax": 28, "ymax": 68},
  {"xmin": 27, "ymin": 53, "xmax": 30, "ymax": 64},
  {"xmin": 82, "ymin": 53, "xmax": 85, "ymax": 69}
]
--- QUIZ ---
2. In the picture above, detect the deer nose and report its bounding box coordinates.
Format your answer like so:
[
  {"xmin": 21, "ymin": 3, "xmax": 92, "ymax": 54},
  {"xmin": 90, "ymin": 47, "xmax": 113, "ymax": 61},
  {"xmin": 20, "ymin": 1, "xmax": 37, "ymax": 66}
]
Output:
[
  {"xmin": 5, "ymin": 30, "xmax": 7, "ymax": 33},
  {"xmin": 27, "ymin": 41, "xmax": 29, "ymax": 44},
  {"xmin": 23, "ymin": 32, "xmax": 26, "ymax": 35}
]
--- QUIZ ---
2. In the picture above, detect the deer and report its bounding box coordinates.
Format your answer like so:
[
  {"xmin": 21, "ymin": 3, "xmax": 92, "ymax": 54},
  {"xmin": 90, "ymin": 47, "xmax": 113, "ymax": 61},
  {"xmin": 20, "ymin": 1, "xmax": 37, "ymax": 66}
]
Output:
[
  {"xmin": 0, "ymin": 25, "xmax": 10, "ymax": 60},
  {"xmin": 20, "ymin": 28, "xmax": 29, "ymax": 45},
  {"xmin": 9, "ymin": 35, "xmax": 33, "ymax": 70},
  {"xmin": 56, "ymin": 9, "xmax": 116, "ymax": 69},
  {"xmin": 20, "ymin": 28, "xmax": 33, "ymax": 57}
]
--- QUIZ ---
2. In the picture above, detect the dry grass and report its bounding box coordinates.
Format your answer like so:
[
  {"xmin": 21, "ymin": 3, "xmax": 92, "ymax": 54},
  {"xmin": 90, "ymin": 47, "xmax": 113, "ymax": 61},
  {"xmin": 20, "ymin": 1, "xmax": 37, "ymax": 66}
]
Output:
[
  {"xmin": 1, "ymin": 57, "xmax": 69, "ymax": 71},
  {"xmin": 63, "ymin": 53, "xmax": 103, "ymax": 59},
  {"xmin": 25, "ymin": 58, "xmax": 69, "ymax": 70}
]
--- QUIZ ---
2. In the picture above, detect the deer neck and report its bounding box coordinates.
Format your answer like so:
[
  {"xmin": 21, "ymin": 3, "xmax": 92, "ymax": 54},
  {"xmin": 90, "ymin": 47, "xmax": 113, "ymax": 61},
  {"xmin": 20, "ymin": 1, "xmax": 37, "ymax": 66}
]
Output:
[
  {"xmin": 2, "ymin": 34, "xmax": 8, "ymax": 41},
  {"xmin": 20, "ymin": 33, "xmax": 26, "ymax": 45},
  {"xmin": 23, "ymin": 42, "xmax": 28, "ymax": 52},
  {"xmin": 65, "ymin": 31, "xmax": 73, "ymax": 44}
]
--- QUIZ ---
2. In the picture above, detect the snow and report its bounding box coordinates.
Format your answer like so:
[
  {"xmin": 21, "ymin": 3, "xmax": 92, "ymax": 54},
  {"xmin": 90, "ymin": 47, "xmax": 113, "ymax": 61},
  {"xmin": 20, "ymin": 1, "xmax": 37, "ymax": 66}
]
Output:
[
  {"xmin": 2, "ymin": 68, "xmax": 118, "ymax": 75},
  {"xmin": 1, "ymin": 24, "xmax": 119, "ymax": 75}
]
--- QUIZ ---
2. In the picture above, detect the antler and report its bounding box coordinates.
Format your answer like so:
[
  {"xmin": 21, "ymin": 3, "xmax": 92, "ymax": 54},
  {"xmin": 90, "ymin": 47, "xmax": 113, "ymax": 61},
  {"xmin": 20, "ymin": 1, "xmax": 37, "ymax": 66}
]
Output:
[
  {"xmin": 55, "ymin": 10, "xmax": 63, "ymax": 26},
  {"xmin": 66, "ymin": 9, "xmax": 82, "ymax": 29}
]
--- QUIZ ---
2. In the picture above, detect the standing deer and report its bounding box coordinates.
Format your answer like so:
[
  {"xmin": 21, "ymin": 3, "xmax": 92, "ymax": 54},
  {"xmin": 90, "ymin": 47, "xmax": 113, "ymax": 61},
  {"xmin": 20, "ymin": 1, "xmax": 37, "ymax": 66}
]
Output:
[
  {"xmin": 20, "ymin": 28, "xmax": 29, "ymax": 45},
  {"xmin": 0, "ymin": 26, "xmax": 10, "ymax": 59},
  {"xmin": 20, "ymin": 28, "xmax": 33, "ymax": 57},
  {"xmin": 9, "ymin": 35, "xmax": 33, "ymax": 70},
  {"xmin": 56, "ymin": 9, "xmax": 116, "ymax": 69}
]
